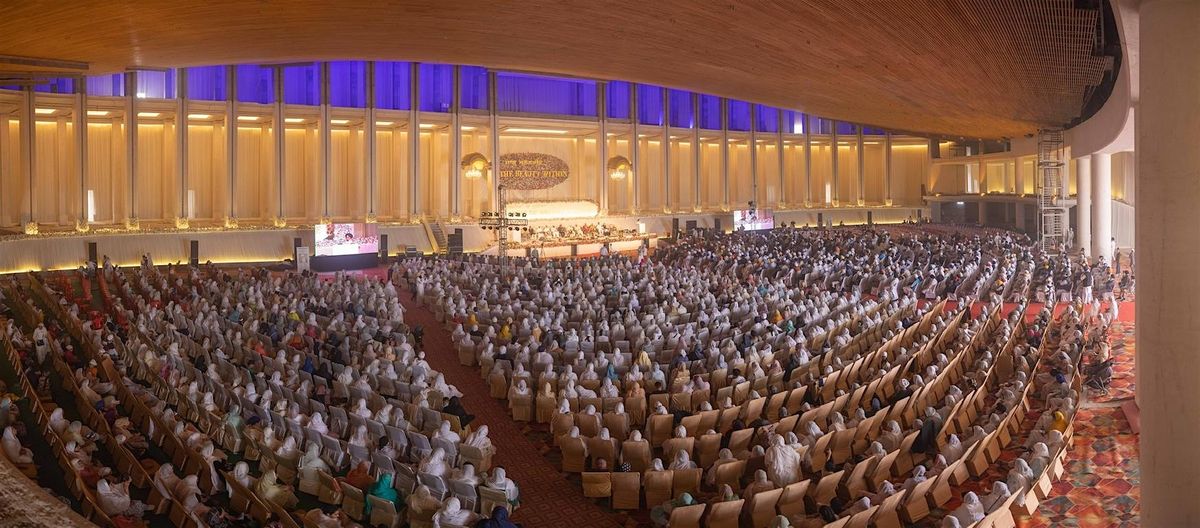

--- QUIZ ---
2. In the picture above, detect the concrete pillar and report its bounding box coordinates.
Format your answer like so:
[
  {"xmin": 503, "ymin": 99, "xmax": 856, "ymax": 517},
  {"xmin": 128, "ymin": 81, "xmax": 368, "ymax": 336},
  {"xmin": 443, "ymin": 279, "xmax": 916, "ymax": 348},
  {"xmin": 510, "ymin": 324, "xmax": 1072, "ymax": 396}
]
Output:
[
  {"xmin": 1139, "ymin": 0, "xmax": 1200, "ymax": 525},
  {"xmin": 1091, "ymin": 152, "xmax": 1113, "ymax": 263},
  {"xmin": 1075, "ymin": 156, "xmax": 1092, "ymax": 257}
]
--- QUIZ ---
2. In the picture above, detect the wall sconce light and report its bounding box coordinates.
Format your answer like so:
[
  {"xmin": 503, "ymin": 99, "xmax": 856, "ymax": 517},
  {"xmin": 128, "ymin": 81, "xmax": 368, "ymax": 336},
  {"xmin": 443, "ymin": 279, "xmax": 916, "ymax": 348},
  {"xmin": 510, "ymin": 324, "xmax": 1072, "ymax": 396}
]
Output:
[
  {"xmin": 607, "ymin": 155, "xmax": 632, "ymax": 180},
  {"xmin": 461, "ymin": 152, "xmax": 490, "ymax": 179}
]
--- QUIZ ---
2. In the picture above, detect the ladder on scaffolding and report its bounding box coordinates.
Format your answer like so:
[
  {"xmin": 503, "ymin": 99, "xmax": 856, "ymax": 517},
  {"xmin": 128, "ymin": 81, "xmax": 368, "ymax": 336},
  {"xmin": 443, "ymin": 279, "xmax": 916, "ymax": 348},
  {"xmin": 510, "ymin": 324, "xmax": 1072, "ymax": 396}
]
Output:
[{"xmin": 1037, "ymin": 129, "xmax": 1068, "ymax": 255}]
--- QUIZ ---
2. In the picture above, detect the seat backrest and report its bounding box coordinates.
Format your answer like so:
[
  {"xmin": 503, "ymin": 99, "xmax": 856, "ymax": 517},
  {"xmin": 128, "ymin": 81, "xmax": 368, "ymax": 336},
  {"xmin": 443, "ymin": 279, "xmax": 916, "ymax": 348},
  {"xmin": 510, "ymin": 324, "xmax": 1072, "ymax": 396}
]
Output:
[
  {"xmin": 748, "ymin": 487, "xmax": 783, "ymax": 528},
  {"xmin": 668, "ymin": 503, "xmax": 706, "ymax": 528},
  {"xmin": 581, "ymin": 472, "xmax": 613, "ymax": 498},
  {"xmin": 704, "ymin": 499, "xmax": 744, "ymax": 528},
  {"xmin": 611, "ymin": 472, "xmax": 641, "ymax": 510}
]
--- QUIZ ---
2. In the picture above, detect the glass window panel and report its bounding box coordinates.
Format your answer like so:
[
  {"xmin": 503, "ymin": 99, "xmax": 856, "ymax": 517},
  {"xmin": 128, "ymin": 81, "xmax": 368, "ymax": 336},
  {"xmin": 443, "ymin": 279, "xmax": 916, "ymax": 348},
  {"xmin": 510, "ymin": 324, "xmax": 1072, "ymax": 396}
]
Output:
[
  {"xmin": 607, "ymin": 81, "xmax": 630, "ymax": 120},
  {"xmin": 329, "ymin": 61, "xmax": 365, "ymax": 108},
  {"xmin": 637, "ymin": 84, "xmax": 663, "ymax": 126},
  {"xmin": 783, "ymin": 110, "xmax": 806, "ymax": 134},
  {"xmin": 374, "ymin": 61, "xmax": 410, "ymax": 110},
  {"xmin": 497, "ymin": 73, "xmax": 596, "ymax": 116},
  {"xmin": 728, "ymin": 100, "xmax": 750, "ymax": 131},
  {"xmin": 668, "ymin": 89, "xmax": 693, "ymax": 128},
  {"xmin": 283, "ymin": 63, "xmax": 319, "ymax": 106},
  {"xmin": 461, "ymin": 65, "xmax": 488, "ymax": 110},
  {"xmin": 837, "ymin": 121, "xmax": 857, "ymax": 135},
  {"xmin": 698, "ymin": 95, "xmax": 721, "ymax": 130},
  {"xmin": 86, "ymin": 74, "xmax": 124, "ymax": 97},
  {"xmin": 236, "ymin": 65, "xmax": 273, "ymax": 104},
  {"xmin": 419, "ymin": 63, "xmax": 452, "ymax": 112},
  {"xmin": 187, "ymin": 65, "xmax": 227, "ymax": 101}
]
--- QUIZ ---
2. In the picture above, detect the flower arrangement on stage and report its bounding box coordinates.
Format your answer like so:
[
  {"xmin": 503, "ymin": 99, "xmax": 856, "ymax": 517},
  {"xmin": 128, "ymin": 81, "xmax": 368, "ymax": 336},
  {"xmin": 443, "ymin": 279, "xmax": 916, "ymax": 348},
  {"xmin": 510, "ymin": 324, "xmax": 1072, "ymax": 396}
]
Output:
[{"xmin": 499, "ymin": 152, "xmax": 570, "ymax": 190}]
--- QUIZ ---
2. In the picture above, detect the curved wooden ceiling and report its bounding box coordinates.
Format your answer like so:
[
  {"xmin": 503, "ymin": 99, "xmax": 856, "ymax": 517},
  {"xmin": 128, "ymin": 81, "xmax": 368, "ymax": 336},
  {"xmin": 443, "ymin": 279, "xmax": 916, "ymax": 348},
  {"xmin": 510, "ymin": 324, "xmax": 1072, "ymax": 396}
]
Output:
[{"xmin": 0, "ymin": 0, "xmax": 1115, "ymax": 138}]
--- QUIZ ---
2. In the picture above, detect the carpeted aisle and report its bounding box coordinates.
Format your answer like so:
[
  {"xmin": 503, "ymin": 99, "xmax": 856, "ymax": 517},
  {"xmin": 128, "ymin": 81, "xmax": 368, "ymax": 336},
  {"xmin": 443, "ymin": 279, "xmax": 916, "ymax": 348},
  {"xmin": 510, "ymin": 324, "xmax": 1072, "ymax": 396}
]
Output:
[{"xmin": 398, "ymin": 294, "xmax": 623, "ymax": 528}]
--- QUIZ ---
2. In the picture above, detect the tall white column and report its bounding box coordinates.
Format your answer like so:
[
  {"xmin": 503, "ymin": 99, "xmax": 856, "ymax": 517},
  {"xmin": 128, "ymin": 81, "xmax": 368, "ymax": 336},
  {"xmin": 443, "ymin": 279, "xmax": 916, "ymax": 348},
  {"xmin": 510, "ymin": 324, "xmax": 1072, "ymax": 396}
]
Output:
[
  {"xmin": 720, "ymin": 97, "xmax": 729, "ymax": 210},
  {"xmin": 597, "ymin": 82, "xmax": 608, "ymax": 214},
  {"xmin": 803, "ymin": 115, "xmax": 812, "ymax": 207},
  {"xmin": 449, "ymin": 65, "xmax": 460, "ymax": 219},
  {"xmin": 366, "ymin": 62, "xmax": 377, "ymax": 220},
  {"xmin": 177, "ymin": 68, "xmax": 189, "ymax": 225},
  {"xmin": 124, "ymin": 72, "xmax": 138, "ymax": 226},
  {"xmin": 319, "ymin": 62, "xmax": 331, "ymax": 219},
  {"xmin": 226, "ymin": 65, "xmax": 238, "ymax": 224},
  {"xmin": 630, "ymin": 85, "xmax": 640, "ymax": 214},
  {"xmin": 1074, "ymin": 156, "xmax": 1092, "ymax": 258},
  {"xmin": 1090, "ymin": 152, "xmax": 1113, "ymax": 262},
  {"xmin": 411, "ymin": 63, "xmax": 422, "ymax": 220},
  {"xmin": 273, "ymin": 67, "xmax": 285, "ymax": 223},
  {"xmin": 21, "ymin": 86, "xmax": 35, "ymax": 228},
  {"xmin": 1139, "ymin": 0, "xmax": 1200, "ymax": 525},
  {"xmin": 662, "ymin": 88, "xmax": 670, "ymax": 212},
  {"xmin": 76, "ymin": 79, "xmax": 88, "ymax": 229},
  {"xmin": 830, "ymin": 121, "xmax": 839, "ymax": 206}
]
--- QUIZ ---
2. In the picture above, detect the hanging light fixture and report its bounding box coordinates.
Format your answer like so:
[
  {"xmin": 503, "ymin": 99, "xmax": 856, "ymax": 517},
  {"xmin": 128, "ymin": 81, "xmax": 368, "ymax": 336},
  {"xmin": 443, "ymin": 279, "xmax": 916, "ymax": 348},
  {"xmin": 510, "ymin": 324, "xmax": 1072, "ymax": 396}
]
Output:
[
  {"xmin": 607, "ymin": 155, "xmax": 632, "ymax": 180},
  {"xmin": 461, "ymin": 152, "xmax": 490, "ymax": 179}
]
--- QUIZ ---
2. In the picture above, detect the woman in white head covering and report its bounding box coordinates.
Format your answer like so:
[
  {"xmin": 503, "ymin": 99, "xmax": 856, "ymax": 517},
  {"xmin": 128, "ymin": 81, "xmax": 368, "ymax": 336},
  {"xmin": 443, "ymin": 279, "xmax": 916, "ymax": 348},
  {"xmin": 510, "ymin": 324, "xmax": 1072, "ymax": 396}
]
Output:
[
  {"xmin": 299, "ymin": 442, "xmax": 329, "ymax": 472},
  {"xmin": 950, "ymin": 491, "xmax": 986, "ymax": 525},
  {"xmin": 434, "ymin": 421, "xmax": 461, "ymax": 444},
  {"xmin": 229, "ymin": 461, "xmax": 255, "ymax": 496},
  {"xmin": 1026, "ymin": 442, "xmax": 1051, "ymax": 476},
  {"xmin": 174, "ymin": 474, "xmax": 209, "ymax": 514},
  {"xmin": 764, "ymin": 435, "xmax": 801, "ymax": 486},
  {"xmin": 97, "ymin": 479, "xmax": 141, "ymax": 517},
  {"xmin": 353, "ymin": 398, "xmax": 371, "ymax": 418},
  {"xmin": 865, "ymin": 441, "xmax": 888, "ymax": 459},
  {"xmin": 255, "ymin": 468, "xmax": 299, "ymax": 508},
  {"xmin": 308, "ymin": 412, "xmax": 329, "ymax": 435},
  {"xmin": 464, "ymin": 424, "xmax": 492, "ymax": 452},
  {"xmin": 870, "ymin": 481, "xmax": 897, "ymax": 505},
  {"xmin": 669, "ymin": 449, "xmax": 696, "ymax": 470},
  {"xmin": 2, "ymin": 427, "xmax": 33, "ymax": 464},
  {"xmin": 902, "ymin": 465, "xmax": 928, "ymax": 492},
  {"xmin": 407, "ymin": 485, "xmax": 443, "ymax": 523},
  {"xmin": 742, "ymin": 469, "xmax": 776, "ymax": 500},
  {"xmin": 155, "ymin": 463, "xmax": 180, "ymax": 494},
  {"xmin": 486, "ymin": 466, "xmax": 520, "ymax": 505},
  {"xmin": 349, "ymin": 424, "xmax": 370, "ymax": 447},
  {"xmin": 432, "ymin": 496, "xmax": 478, "ymax": 527},
  {"xmin": 879, "ymin": 420, "xmax": 904, "ymax": 452},
  {"xmin": 49, "ymin": 408, "xmax": 69, "ymax": 435},
  {"xmin": 942, "ymin": 434, "xmax": 965, "ymax": 463},
  {"xmin": 982, "ymin": 480, "xmax": 1011, "ymax": 512},
  {"xmin": 419, "ymin": 447, "xmax": 449, "ymax": 478},
  {"xmin": 451, "ymin": 462, "xmax": 482, "ymax": 486},
  {"xmin": 706, "ymin": 448, "xmax": 737, "ymax": 486}
]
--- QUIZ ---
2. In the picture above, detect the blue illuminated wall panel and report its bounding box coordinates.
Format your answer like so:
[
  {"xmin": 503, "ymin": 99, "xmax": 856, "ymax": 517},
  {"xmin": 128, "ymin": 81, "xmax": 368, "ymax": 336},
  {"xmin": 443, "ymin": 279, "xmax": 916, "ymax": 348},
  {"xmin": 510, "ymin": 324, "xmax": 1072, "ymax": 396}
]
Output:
[
  {"xmin": 460, "ymin": 66, "xmax": 488, "ymax": 110},
  {"xmin": 329, "ymin": 61, "xmax": 365, "ymax": 108},
  {"xmin": 236, "ymin": 65, "xmax": 273, "ymax": 104},
  {"xmin": 607, "ymin": 81, "xmax": 631, "ymax": 120},
  {"xmin": 187, "ymin": 66, "xmax": 227, "ymax": 101},
  {"xmin": 497, "ymin": 73, "xmax": 596, "ymax": 117},
  {"xmin": 374, "ymin": 61, "xmax": 410, "ymax": 110},
  {"xmin": 668, "ymin": 89, "xmax": 693, "ymax": 128},
  {"xmin": 87, "ymin": 74, "xmax": 124, "ymax": 97},
  {"xmin": 283, "ymin": 63, "xmax": 319, "ymax": 106},
  {"xmin": 755, "ymin": 104, "xmax": 778, "ymax": 133},
  {"xmin": 698, "ymin": 95, "xmax": 721, "ymax": 130},
  {"xmin": 637, "ymin": 85, "xmax": 663, "ymax": 126},
  {"xmin": 419, "ymin": 63, "xmax": 452, "ymax": 112},
  {"xmin": 728, "ymin": 100, "xmax": 750, "ymax": 131},
  {"xmin": 34, "ymin": 78, "xmax": 75, "ymax": 94}
]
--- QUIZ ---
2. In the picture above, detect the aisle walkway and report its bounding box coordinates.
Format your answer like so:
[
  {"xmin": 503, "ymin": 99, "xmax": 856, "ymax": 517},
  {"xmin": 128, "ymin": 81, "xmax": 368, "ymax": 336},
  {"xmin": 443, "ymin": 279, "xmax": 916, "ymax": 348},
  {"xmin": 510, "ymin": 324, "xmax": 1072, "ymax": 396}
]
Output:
[
  {"xmin": 1025, "ymin": 320, "xmax": 1140, "ymax": 527},
  {"xmin": 398, "ymin": 294, "xmax": 622, "ymax": 528}
]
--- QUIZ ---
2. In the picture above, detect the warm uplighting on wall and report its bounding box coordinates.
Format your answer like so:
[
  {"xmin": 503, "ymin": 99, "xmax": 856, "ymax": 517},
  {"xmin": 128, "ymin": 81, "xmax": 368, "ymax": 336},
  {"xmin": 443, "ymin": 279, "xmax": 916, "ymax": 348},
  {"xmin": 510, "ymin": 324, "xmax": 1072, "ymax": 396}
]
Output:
[
  {"xmin": 505, "ymin": 128, "xmax": 568, "ymax": 135},
  {"xmin": 35, "ymin": 108, "xmax": 57, "ymax": 115},
  {"xmin": 87, "ymin": 110, "xmax": 110, "ymax": 117},
  {"xmin": 607, "ymin": 155, "xmax": 632, "ymax": 180},
  {"xmin": 419, "ymin": 123, "xmax": 436, "ymax": 129},
  {"xmin": 284, "ymin": 118, "xmax": 305, "ymax": 124},
  {"xmin": 461, "ymin": 152, "xmax": 490, "ymax": 179},
  {"xmin": 138, "ymin": 112, "xmax": 161, "ymax": 118},
  {"xmin": 188, "ymin": 114, "xmax": 212, "ymax": 120},
  {"xmin": 376, "ymin": 121, "xmax": 394, "ymax": 126},
  {"xmin": 330, "ymin": 119, "xmax": 350, "ymax": 125},
  {"xmin": 237, "ymin": 115, "xmax": 260, "ymax": 122},
  {"xmin": 462, "ymin": 126, "xmax": 477, "ymax": 131}
]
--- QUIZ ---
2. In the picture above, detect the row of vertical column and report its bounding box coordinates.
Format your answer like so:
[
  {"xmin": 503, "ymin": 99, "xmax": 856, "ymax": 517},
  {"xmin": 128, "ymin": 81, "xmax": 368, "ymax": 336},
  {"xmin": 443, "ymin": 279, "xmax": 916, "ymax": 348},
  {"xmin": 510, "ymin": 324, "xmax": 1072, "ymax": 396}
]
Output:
[{"xmin": 1073, "ymin": 152, "xmax": 1114, "ymax": 261}]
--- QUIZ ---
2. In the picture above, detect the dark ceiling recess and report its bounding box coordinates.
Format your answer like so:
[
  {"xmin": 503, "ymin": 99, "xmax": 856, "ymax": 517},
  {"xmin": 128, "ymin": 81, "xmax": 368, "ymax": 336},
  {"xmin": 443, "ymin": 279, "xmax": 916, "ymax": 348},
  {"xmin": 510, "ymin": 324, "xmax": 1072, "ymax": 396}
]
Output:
[
  {"xmin": 1072, "ymin": 0, "xmax": 1122, "ymax": 129},
  {"xmin": 0, "ymin": 0, "xmax": 1119, "ymax": 139}
]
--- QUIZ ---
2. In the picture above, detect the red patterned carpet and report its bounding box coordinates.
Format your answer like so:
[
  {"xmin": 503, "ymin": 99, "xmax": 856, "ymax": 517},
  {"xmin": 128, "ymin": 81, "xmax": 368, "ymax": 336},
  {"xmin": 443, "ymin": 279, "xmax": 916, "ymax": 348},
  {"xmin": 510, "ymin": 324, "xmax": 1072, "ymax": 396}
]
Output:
[
  {"xmin": 397, "ymin": 292, "xmax": 624, "ymax": 528},
  {"xmin": 1023, "ymin": 320, "xmax": 1140, "ymax": 527}
]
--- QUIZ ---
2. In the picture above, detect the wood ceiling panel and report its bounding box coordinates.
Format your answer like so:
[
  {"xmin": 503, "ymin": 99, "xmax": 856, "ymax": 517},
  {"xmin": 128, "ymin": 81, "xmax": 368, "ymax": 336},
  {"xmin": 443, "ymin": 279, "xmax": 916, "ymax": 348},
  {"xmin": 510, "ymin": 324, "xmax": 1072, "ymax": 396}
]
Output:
[{"xmin": 0, "ymin": 0, "xmax": 1115, "ymax": 138}]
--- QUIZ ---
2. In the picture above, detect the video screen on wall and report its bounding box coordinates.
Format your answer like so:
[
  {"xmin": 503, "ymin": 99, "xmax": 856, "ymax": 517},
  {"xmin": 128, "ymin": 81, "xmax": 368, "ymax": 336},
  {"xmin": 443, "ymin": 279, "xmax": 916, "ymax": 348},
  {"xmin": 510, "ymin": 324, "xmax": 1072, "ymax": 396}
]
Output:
[
  {"xmin": 314, "ymin": 223, "xmax": 380, "ymax": 256},
  {"xmin": 733, "ymin": 209, "xmax": 775, "ymax": 231}
]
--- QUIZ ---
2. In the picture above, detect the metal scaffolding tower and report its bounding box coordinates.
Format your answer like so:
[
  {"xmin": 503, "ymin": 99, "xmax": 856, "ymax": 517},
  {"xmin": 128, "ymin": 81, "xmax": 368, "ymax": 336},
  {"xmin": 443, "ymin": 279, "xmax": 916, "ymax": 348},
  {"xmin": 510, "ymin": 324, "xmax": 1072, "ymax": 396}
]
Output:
[{"xmin": 1037, "ymin": 129, "xmax": 1068, "ymax": 254}]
